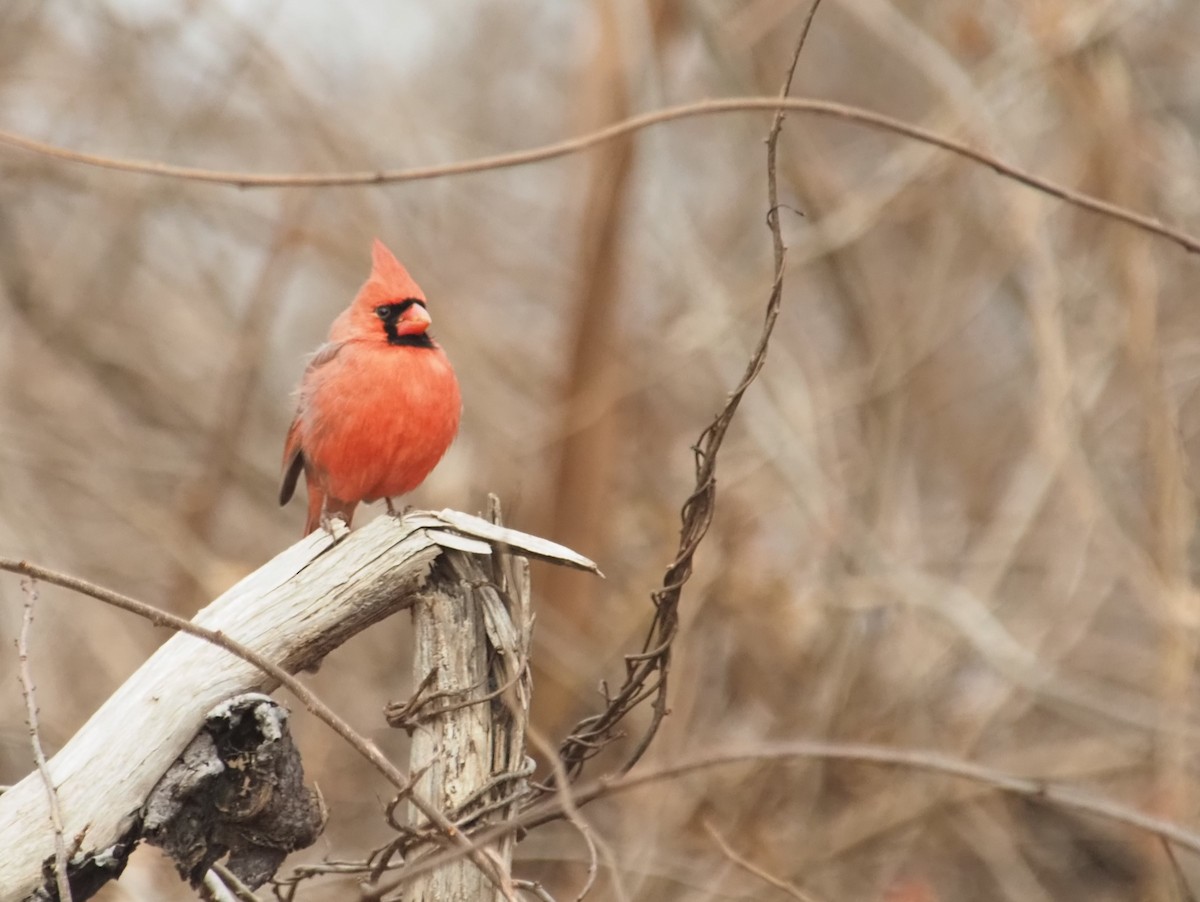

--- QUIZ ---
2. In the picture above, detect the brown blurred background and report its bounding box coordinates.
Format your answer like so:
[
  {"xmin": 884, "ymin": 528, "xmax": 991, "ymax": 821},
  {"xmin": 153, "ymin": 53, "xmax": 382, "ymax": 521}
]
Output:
[{"xmin": 3, "ymin": 1, "xmax": 1200, "ymax": 899}]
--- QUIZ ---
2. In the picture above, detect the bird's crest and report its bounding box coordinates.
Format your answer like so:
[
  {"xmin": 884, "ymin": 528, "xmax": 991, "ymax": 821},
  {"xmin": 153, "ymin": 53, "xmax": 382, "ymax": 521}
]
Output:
[
  {"xmin": 369, "ymin": 239, "xmax": 425, "ymax": 301},
  {"xmin": 332, "ymin": 240, "xmax": 431, "ymax": 343}
]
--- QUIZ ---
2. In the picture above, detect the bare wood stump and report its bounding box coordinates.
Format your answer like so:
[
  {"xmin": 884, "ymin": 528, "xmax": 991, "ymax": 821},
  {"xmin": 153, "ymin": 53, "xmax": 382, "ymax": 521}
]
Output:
[{"xmin": 385, "ymin": 501, "xmax": 533, "ymax": 901}]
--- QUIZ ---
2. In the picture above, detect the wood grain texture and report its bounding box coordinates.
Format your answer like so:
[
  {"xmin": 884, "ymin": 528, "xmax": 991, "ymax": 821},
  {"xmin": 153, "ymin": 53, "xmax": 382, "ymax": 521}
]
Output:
[{"xmin": 404, "ymin": 537, "xmax": 532, "ymax": 901}]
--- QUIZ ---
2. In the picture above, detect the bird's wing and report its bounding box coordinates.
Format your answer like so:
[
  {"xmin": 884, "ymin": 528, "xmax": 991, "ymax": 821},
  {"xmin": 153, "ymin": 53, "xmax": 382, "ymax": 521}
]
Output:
[{"xmin": 279, "ymin": 341, "xmax": 346, "ymax": 506}]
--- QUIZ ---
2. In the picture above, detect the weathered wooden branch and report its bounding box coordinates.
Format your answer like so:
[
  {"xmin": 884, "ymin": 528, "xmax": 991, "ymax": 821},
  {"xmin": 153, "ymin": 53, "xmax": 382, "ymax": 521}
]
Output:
[
  {"xmin": 393, "ymin": 499, "xmax": 534, "ymax": 901},
  {"xmin": 0, "ymin": 510, "xmax": 596, "ymax": 901}
]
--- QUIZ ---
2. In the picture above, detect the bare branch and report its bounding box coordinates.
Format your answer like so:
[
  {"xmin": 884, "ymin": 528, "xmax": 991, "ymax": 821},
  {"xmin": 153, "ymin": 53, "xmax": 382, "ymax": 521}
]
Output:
[
  {"xmin": 703, "ymin": 819, "xmax": 823, "ymax": 902},
  {"xmin": 0, "ymin": 98, "xmax": 1193, "ymax": 252},
  {"xmin": 17, "ymin": 578, "xmax": 73, "ymax": 902},
  {"xmin": 390, "ymin": 740, "xmax": 1200, "ymax": 886},
  {"xmin": 514, "ymin": 878, "xmax": 559, "ymax": 902},
  {"xmin": 527, "ymin": 727, "xmax": 619, "ymax": 902},
  {"xmin": 212, "ymin": 851, "xmax": 272, "ymax": 901}
]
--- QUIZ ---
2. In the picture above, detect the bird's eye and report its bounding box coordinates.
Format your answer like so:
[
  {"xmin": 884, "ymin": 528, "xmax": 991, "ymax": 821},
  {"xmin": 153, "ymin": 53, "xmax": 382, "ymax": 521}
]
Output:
[{"xmin": 375, "ymin": 305, "xmax": 391, "ymax": 319}]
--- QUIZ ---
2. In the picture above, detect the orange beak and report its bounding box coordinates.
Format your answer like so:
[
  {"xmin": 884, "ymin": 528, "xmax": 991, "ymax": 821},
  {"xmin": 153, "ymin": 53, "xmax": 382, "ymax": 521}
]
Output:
[{"xmin": 397, "ymin": 303, "xmax": 432, "ymax": 335}]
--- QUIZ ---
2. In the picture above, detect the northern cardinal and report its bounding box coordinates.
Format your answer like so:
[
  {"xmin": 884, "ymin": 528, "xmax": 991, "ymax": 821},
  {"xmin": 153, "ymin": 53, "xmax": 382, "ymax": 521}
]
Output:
[{"xmin": 280, "ymin": 240, "xmax": 461, "ymax": 535}]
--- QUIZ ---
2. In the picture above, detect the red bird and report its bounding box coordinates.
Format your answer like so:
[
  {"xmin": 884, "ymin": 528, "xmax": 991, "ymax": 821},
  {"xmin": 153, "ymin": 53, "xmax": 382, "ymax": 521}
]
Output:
[{"xmin": 280, "ymin": 240, "xmax": 461, "ymax": 535}]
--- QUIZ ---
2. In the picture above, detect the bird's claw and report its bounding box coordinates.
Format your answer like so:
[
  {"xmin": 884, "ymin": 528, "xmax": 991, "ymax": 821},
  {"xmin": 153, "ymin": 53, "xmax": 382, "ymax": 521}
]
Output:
[
  {"xmin": 320, "ymin": 511, "xmax": 351, "ymax": 540},
  {"xmin": 384, "ymin": 498, "xmax": 415, "ymax": 519}
]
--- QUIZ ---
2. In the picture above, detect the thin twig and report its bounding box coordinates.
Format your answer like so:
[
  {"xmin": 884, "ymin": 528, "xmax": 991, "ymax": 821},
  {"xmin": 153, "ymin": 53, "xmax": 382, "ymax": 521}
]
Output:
[
  {"xmin": 383, "ymin": 739, "xmax": 1200, "ymax": 887},
  {"xmin": 200, "ymin": 870, "xmax": 239, "ymax": 902},
  {"xmin": 515, "ymin": 878, "xmax": 559, "ymax": 902},
  {"xmin": 444, "ymin": 760, "xmax": 536, "ymax": 829},
  {"xmin": 528, "ymin": 727, "xmax": 617, "ymax": 902},
  {"xmin": 369, "ymin": 725, "xmax": 608, "ymax": 902},
  {"xmin": 385, "ymin": 662, "xmax": 527, "ymax": 733},
  {"xmin": 383, "ymin": 666, "xmax": 441, "ymax": 734},
  {"xmin": 553, "ymin": 0, "xmax": 825, "ymax": 789},
  {"xmin": 209, "ymin": 862, "xmax": 262, "ymax": 902},
  {"xmin": 0, "ymin": 557, "xmax": 509, "ymax": 896},
  {"xmin": 0, "ymin": 97, "xmax": 1194, "ymax": 252},
  {"xmin": 1161, "ymin": 837, "xmax": 1199, "ymax": 902},
  {"xmin": 703, "ymin": 819, "xmax": 824, "ymax": 902},
  {"xmin": 16, "ymin": 578, "xmax": 72, "ymax": 902}
]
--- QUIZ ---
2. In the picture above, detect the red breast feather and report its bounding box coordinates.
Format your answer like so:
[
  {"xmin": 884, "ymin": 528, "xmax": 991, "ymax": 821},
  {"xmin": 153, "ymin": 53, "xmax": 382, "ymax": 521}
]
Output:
[{"xmin": 298, "ymin": 339, "xmax": 461, "ymax": 504}]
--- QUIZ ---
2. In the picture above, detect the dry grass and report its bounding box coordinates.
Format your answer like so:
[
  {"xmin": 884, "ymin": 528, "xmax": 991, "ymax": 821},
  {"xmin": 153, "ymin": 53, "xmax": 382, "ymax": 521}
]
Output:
[{"xmin": 2, "ymin": 1, "xmax": 1200, "ymax": 899}]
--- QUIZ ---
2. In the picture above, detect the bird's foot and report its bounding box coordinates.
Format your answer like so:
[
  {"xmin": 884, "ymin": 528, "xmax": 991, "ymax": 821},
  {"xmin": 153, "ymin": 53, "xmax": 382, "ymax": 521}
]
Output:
[
  {"xmin": 384, "ymin": 498, "xmax": 417, "ymax": 520},
  {"xmin": 319, "ymin": 511, "xmax": 351, "ymax": 541}
]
